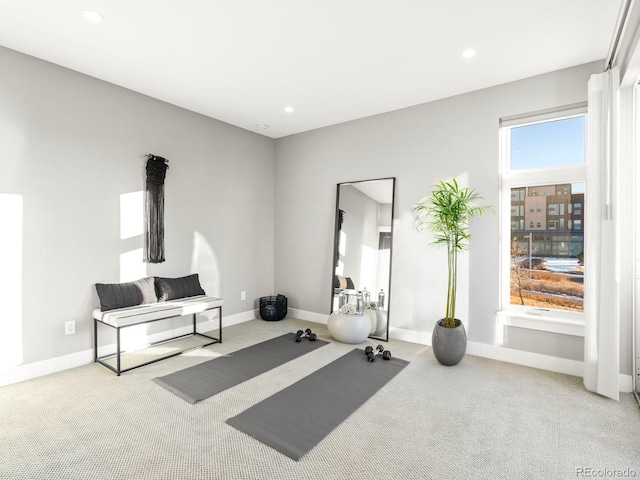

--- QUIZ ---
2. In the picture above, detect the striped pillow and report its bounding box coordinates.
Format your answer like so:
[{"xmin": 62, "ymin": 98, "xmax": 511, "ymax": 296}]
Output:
[
  {"xmin": 95, "ymin": 277, "xmax": 157, "ymax": 312},
  {"xmin": 155, "ymin": 274, "xmax": 206, "ymax": 302}
]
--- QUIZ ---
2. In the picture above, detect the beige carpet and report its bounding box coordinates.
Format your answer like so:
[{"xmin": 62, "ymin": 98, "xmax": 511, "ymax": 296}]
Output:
[{"xmin": 0, "ymin": 318, "xmax": 639, "ymax": 479}]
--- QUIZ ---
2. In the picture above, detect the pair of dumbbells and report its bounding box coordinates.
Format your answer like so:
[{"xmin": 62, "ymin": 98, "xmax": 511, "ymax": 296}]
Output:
[
  {"xmin": 294, "ymin": 328, "xmax": 317, "ymax": 342},
  {"xmin": 365, "ymin": 344, "xmax": 391, "ymax": 362}
]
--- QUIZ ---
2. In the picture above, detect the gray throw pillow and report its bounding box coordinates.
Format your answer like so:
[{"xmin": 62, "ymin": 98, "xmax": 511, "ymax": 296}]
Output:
[
  {"xmin": 95, "ymin": 277, "xmax": 157, "ymax": 312},
  {"xmin": 155, "ymin": 274, "xmax": 206, "ymax": 302}
]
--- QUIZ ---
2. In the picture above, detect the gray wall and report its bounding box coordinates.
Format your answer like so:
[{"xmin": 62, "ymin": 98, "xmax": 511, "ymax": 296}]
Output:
[
  {"xmin": 1, "ymin": 43, "xmax": 626, "ymax": 374},
  {"xmin": 274, "ymin": 61, "xmax": 603, "ymax": 361},
  {"xmin": 0, "ymin": 46, "xmax": 276, "ymax": 365},
  {"xmin": 337, "ymin": 185, "xmax": 379, "ymax": 291}
]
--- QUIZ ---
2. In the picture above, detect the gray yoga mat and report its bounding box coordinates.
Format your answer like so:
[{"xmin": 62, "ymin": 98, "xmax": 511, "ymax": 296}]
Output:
[
  {"xmin": 153, "ymin": 333, "xmax": 328, "ymax": 403},
  {"xmin": 226, "ymin": 348, "xmax": 409, "ymax": 461}
]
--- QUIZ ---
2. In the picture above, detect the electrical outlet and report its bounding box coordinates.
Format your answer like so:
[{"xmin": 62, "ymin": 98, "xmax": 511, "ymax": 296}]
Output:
[
  {"xmin": 64, "ymin": 320, "xmax": 75, "ymax": 335},
  {"xmin": 241, "ymin": 291, "xmax": 246, "ymax": 301}
]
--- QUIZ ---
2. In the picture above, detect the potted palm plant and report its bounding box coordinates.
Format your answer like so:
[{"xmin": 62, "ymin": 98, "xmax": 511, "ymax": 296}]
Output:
[{"xmin": 414, "ymin": 178, "xmax": 493, "ymax": 366}]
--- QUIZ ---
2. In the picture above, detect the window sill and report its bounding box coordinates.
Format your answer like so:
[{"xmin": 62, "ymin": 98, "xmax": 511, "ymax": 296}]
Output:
[{"xmin": 496, "ymin": 310, "xmax": 585, "ymax": 337}]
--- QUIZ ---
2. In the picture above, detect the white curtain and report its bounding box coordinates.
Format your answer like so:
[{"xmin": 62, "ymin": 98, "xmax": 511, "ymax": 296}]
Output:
[{"xmin": 584, "ymin": 67, "xmax": 620, "ymax": 400}]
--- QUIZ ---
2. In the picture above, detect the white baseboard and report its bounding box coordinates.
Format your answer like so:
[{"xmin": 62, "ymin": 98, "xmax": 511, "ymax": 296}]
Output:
[
  {"xmin": 0, "ymin": 310, "xmax": 257, "ymax": 387},
  {"xmin": 2, "ymin": 309, "xmax": 634, "ymax": 395},
  {"xmin": 226, "ymin": 309, "xmax": 259, "ymax": 326},
  {"xmin": 288, "ymin": 308, "xmax": 330, "ymax": 325},
  {"xmin": 295, "ymin": 309, "xmax": 634, "ymax": 394},
  {"xmin": 0, "ymin": 349, "xmax": 94, "ymax": 388},
  {"xmin": 388, "ymin": 325, "xmax": 431, "ymax": 345},
  {"xmin": 466, "ymin": 340, "xmax": 584, "ymax": 377}
]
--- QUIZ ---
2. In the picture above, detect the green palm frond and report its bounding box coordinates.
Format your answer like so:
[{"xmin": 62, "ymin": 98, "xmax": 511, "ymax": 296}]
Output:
[{"xmin": 413, "ymin": 178, "xmax": 494, "ymax": 327}]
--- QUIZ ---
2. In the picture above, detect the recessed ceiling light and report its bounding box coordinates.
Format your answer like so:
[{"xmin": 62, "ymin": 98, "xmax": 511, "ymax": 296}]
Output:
[
  {"xmin": 256, "ymin": 124, "xmax": 270, "ymax": 130},
  {"xmin": 462, "ymin": 49, "xmax": 476, "ymax": 59},
  {"xmin": 82, "ymin": 9, "xmax": 104, "ymax": 23},
  {"xmin": 284, "ymin": 106, "xmax": 294, "ymax": 114}
]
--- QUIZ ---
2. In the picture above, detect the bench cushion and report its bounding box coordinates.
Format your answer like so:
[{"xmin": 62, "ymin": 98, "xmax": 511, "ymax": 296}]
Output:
[{"xmin": 93, "ymin": 295, "xmax": 224, "ymax": 328}]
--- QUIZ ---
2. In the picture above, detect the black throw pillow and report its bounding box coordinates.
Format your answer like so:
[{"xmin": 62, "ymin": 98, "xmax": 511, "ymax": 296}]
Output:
[
  {"xmin": 95, "ymin": 277, "xmax": 157, "ymax": 312},
  {"xmin": 155, "ymin": 274, "xmax": 206, "ymax": 302}
]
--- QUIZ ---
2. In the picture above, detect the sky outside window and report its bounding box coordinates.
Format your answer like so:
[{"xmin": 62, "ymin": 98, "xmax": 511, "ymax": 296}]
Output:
[{"xmin": 510, "ymin": 116, "xmax": 585, "ymax": 170}]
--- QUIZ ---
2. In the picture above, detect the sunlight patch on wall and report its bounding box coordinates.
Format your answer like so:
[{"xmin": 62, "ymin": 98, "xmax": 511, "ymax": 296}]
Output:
[
  {"xmin": 335, "ymin": 231, "xmax": 346, "ymax": 275},
  {"xmin": 0, "ymin": 194, "xmax": 23, "ymax": 373},
  {"xmin": 120, "ymin": 248, "xmax": 146, "ymax": 282},
  {"xmin": 120, "ymin": 191, "xmax": 143, "ymax": 240},
  {"xmin": 191, "ymin": 232, "xmax": 222, "ymax": 326},
  {"xmin": 376, "ymin": 247, "xmax": 390, "ymax": 296},
  {"xmin": 360, "ymin": 244, "xmax": 377, "ymax": 292},
  {"xmin": 118, "ymin": 192, "xmax": 147, "ymax": 349},
  {"xmin": 119, "ymin": 324, "xmax": 151, "ymax": 352},
  {"xmin": 339, "ymin": 230, "xmax": 346, "ymax": 256},
  {"xmin": 191, "ymin": 231, "xmax": 221, "ymax": 299},
  {"xmin": 119, "ymin": 248, "xmax": 148, "ymax": 349}
]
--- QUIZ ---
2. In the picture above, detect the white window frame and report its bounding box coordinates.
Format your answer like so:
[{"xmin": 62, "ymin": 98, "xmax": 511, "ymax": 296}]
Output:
[{"xmin": 498, "ymin": 104, "xmax": 587, "ymax": 336}]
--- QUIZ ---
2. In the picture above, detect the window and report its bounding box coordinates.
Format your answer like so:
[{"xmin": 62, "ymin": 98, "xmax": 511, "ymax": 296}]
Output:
[
  {"xmin": 511, "ymin": 190, "xmax": 524, "ymax": 202},
  {"xmin": 500, "ymin": 106, "xmax": 586, "ymax": 320}
]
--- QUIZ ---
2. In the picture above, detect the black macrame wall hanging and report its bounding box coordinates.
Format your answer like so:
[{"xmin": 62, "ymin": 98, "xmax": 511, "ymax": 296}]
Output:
[{"xmin": 144, "ymin": 154, "xmax": 169, "ymax": 263}]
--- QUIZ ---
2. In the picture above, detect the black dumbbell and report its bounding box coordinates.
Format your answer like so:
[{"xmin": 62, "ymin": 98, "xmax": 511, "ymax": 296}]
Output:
[
  {"xmin": 365, "ymin": 344, "xmax": 391, "ymax": 361},
  {"xmin": 294, "ymin": 328, "xmax": 317, "ymax": 342}
]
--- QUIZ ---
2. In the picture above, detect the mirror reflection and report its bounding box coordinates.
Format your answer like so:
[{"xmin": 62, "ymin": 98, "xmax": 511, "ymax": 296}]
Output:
[{"xmin": 331, "ymin": 177, "xmax": 395, "ymax": 341}]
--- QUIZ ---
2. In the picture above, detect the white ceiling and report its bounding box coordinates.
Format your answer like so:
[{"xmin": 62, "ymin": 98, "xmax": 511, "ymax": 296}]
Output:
[
  {"xmin": 348, "ymin": 179, "xmax": 394, "ymax": 205},
  {"xmin": 0, "ymin": 1, "xmax": 623, "ymax": 138}
]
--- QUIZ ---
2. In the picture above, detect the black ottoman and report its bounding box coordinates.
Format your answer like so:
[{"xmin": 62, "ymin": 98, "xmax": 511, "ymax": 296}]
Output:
[{"xmin": 260, "ymin": 295, "xmax": 288, "ymax": 321}]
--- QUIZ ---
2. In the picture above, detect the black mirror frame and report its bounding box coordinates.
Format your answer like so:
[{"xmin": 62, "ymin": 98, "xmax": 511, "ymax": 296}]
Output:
[{"xmin": 330, "ymin": 177, "xmax": 395, "ymax": 342}]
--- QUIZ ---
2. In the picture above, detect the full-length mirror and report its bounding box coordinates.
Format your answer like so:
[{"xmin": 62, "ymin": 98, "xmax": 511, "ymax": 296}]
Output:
[{"xmin": 330, "ymin": 177, "xmax": 395, "ymax": 341}]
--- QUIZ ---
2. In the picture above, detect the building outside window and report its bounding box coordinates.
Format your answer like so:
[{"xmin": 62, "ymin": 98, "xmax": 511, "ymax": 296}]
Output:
[{"xmin": 500, "ymin": 106, "xmax": 586, "ymax": 317}]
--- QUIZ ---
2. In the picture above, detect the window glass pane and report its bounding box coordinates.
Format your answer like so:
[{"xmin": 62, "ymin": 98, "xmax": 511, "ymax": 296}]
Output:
[
  {"xmin": 510, "ymin": 116, "xmax": 585, "ymax": 171},
  {"xmin": 509, "ymin": 182, "xmax": 584, "ymax": 312}
]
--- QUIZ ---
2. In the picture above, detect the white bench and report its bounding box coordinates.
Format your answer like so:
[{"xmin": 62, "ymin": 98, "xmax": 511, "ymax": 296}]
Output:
[{"xmin": 93, "ymin": 295, "xmax": 223, "ymax": 375}]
